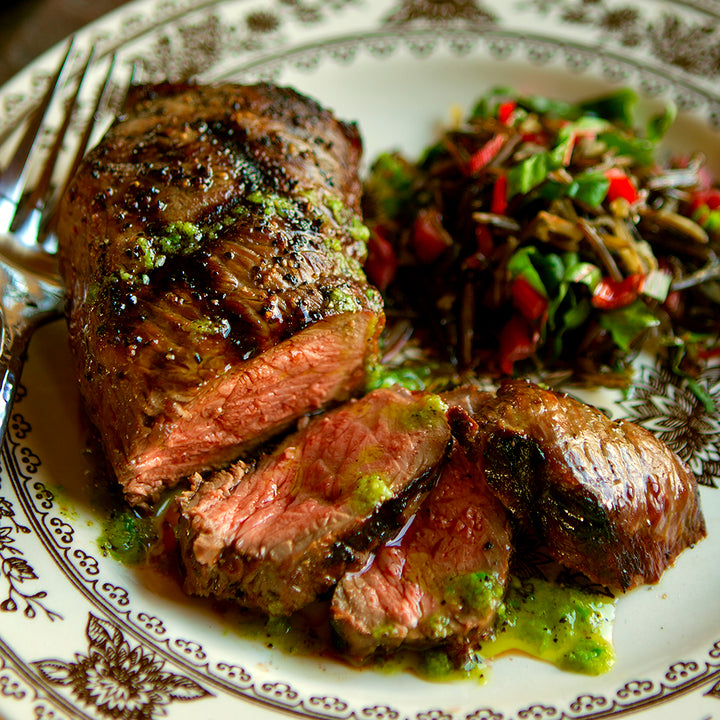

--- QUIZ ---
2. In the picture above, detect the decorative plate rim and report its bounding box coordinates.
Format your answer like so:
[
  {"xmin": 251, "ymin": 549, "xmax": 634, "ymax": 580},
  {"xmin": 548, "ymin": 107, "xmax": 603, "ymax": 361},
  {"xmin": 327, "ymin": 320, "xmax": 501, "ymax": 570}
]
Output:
[{"xmin": 1, "ymin": 2, "xmax": 720, "ymax": 719}]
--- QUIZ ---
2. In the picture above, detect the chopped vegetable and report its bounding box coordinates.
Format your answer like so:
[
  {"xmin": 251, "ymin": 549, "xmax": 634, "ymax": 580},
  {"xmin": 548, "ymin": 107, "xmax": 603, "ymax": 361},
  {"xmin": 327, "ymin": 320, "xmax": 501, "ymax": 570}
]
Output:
[
  {"xmin": 362, "ymin": 87, "xmax": 720, "ymax": 385},
  {"xmin": 366, "ymin": 227, "xmax": 397, "ymax": 291},
  {"xmin": 604, "ymin": 168, "xmax": 639, "ymax": 204},
  {"xmin": 413, "ymin": 207, "xmax": 453, "ymax": 263},
  {"xmin": 591, "ymin": 274, "xmax": 643, "ymax": 310}
]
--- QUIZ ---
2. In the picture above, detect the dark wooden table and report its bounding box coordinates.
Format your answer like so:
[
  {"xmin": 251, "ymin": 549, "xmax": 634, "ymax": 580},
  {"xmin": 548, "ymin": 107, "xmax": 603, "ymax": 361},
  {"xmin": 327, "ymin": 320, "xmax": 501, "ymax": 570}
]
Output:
[{"xmin": 0, "ymin": 0, "xmax": 131, "ymax": 87}]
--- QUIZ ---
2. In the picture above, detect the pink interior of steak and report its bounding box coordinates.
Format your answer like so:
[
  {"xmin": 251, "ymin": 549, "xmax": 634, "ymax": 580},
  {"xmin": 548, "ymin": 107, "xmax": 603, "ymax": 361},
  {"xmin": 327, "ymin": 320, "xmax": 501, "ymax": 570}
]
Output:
[
  {"xmin": 331, "ymin": 443, "xmax": 511, "ymax": 657},
  {"xmin": 179, "ymin": 387, "xmax": 451, "ymax": 614},
  {"xmin": 185, "ymin": 387, "xmax": 450, "ymax": 568},
  {"xmin": 119, "ymin": 310, "xmax": 380, "ymax": 504}
]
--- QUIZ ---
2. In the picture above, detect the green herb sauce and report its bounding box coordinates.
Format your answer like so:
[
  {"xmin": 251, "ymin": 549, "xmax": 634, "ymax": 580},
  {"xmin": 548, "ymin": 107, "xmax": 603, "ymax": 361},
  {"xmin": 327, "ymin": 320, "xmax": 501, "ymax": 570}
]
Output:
[
  {"xmin": 382, "ymin": 392, "xmax": 448, "ymax": 433},
  {"xmin": 480, "ymin": 577, "xmax": 616, "ymax": 675},
  {"xmin": 350, "ymin": 472, "xmax": 394, "ymax": 515},
  {"xmin": 444, "ymin": 571, "xmax": 504, "ymax": 616},
  {"xmin": 365, "ymin": 363, "xmax": 433, "ymax": 392},
  {"xmin": 99, "ymin": 509, "xmax": 156, "ymax": 566}
]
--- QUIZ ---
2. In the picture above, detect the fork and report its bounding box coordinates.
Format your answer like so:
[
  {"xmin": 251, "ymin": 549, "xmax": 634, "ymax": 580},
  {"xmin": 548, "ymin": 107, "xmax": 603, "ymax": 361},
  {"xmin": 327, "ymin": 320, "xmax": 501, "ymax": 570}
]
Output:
[{"xmin": 0, "ymin": 39, "xmax": 118, "ymax": 446}]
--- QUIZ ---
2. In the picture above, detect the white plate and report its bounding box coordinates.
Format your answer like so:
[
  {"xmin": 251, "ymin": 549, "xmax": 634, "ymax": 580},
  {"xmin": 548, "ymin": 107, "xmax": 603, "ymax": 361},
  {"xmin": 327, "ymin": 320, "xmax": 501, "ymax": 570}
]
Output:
[{"xmin": 1, "ymin": 1, "xmax": 720, "ymax": 719}]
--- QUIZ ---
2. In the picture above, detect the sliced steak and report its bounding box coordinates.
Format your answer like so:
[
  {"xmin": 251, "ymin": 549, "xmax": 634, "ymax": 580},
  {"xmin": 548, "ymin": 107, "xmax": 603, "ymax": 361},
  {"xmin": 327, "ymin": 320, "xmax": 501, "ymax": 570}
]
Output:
[
  {"xmin": 177, "ymin": 388, "xmax": 451, "ymax": 616},
  {"xmin": 449, "ymin": 379, "xmax": 706, "ymax": 591},
  {"xmin": 56, "ymin": 82, "xmax": 384, "ymax": 506},
  {"xmin": 331, "ymin": 440, "xmax": 512, "ymax": 660}
]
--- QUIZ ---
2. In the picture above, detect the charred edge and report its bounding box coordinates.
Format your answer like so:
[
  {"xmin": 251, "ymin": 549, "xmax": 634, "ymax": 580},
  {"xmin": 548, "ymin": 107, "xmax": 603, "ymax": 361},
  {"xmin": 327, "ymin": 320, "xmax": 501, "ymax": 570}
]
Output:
[
  {"xmin": 483, "ymin": 430, "xmax": 544, "ymax": 522},
  {"xmin": 485, "ymin": 431, "xmax": 623, "ymax": 581},
  {"xmin": 447, "ymin": 405, "xmax": 481, "ymax": 449},
  {"xmin": 205, "ymin": 120, "xmax": 298, "ymax": 197},
  {"xmin": 342, "ymin": 440, "xmax": 452, "ymax": 556},
  {"xmin": 542, "ymin": 483, "xmax": 615, "ymax": 548}
]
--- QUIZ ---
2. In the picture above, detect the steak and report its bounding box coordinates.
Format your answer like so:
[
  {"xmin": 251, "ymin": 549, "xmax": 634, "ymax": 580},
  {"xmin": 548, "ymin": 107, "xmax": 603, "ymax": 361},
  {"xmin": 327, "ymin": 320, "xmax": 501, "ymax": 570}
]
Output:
[
  {"xmin": 177, "ymin": 388, "xmax": 452, "ymax": 616},
  {"xmin": 56, "ymin": 83, "xmax": 384, "ymax": 506},
  {"xmin": 449, "ymin": 379, "xmax": 706, "ymax": 591},
  {"xmin": 331, "ymin": 440, "xmax": 512, "ymax": 660}
]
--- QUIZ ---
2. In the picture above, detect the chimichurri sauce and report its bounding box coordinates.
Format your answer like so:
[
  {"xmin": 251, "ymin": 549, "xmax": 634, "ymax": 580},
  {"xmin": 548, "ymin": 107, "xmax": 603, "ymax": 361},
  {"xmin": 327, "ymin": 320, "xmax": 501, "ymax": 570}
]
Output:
[
  {"xmin": 480, "ymin": 576, "xmax": 616, "ymax": 676},
  {"xmin": 94, "ymin": 463, "xmax": 616, "ymax": 680},
  {"xmin": 211, "ymin": 575, "xmax": 616, "ymax": 681}
]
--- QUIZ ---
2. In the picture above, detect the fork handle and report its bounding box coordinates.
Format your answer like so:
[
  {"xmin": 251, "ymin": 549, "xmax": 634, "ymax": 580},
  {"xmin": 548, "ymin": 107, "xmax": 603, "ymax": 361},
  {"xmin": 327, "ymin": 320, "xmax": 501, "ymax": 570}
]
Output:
[{"xmin": 0, "ymin": 324, "xmax": 30, "ymax": 448}]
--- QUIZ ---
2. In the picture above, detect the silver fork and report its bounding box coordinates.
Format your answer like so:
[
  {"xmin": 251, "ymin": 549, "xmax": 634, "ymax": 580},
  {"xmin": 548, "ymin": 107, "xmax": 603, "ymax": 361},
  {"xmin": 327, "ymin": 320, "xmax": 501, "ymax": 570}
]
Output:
[{"xmin": 0, "ymin": 40, "xmax": 118, "ymax": 444}]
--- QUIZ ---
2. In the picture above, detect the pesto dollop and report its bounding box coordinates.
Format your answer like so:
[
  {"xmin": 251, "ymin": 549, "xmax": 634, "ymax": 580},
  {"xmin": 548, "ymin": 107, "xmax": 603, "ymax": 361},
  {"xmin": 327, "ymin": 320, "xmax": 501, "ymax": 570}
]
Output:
[
  {"xmin": 480, "ymin": 576, "xmax": 616, "ymax": 675},
  {"xmin": 445, "ymin": 571, "xmax": 504, "ymax": 616},
  {"xmin": 351, "ymin": 472, "xmax": 394, "ymax": 516},
  {"xmin": 99, "ymin": 509, "xmax": 156, "ymax": 565},
  {"xmin": 382, "ymin": 392, "xmax": 448, "ymax": 432}
]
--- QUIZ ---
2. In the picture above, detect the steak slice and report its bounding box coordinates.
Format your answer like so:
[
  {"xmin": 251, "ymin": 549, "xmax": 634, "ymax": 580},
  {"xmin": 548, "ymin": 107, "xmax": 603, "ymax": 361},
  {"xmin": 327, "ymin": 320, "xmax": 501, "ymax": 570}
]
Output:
[
  {"xmin": 177, "ymin": 388, "xmax": 451, "ymax": 616},
  {"xmin": 331, "ymin": 440, "xmax": 512, "ymax": 660},
  {"xmin": 449, "ymin": 379, "xmax": 706, "ymax": 591},
  {"xmin": 56, "ymin": 82, "xmax": 384, "ymax": 506}
]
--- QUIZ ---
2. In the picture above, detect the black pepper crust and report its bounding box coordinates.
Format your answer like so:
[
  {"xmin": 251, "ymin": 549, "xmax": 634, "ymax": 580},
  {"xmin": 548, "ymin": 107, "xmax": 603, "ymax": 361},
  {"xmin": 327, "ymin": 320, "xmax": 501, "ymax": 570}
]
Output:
[{"xmin": 56, "ymin": 82, "xmax": 384, "ymax": 504}]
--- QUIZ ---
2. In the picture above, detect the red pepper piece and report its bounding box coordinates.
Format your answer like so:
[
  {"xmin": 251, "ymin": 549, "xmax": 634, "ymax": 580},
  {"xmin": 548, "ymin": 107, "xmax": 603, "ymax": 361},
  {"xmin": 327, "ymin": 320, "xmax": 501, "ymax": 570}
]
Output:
[
  {"xmin": 497, "ymin": 100, "xmax": 517, "ymax": 125},
  {"xmin": 365, "ymin": 227, "xmax": 397, "ymax": 291},
  {"xmin": 690, "ymin": 188, "xmax": 720, "ymax": 211},
  {"xmin": 463, "ymin": 226, "xmax": 494, "ymax": 271},
  {"xmin": 491, "ymin": 174, "xmax": 508, "ymax": 215},
  {"xmin": 467, "ymin": 133, "xmax": 506, "ymax": 175},
  {"xmin": 511, "ymin": 276, "xmax": 548, "ymax": 323},
  {"xmin": 412, "ymin": 207, "xmax": 453, "ymax": 264},
  {"xmin": 591, "ymin": 274, "xmax": 643, "ymax": 310},
  {"xmin": 699, "ymin": 345, "xmax": 720, "ymax": 360},
  {"xmin": 499, "ymin": 314, "xmax": 539, "ymax": 375},
  {"xmin": 604, "ymin": 168, "xmax": 638, "ymax": 204},
  {"xmin": 521, "ymin": 131, "xmax": 548, "ymax": 145},
  {"xmin": 475, "ymin": 224, "xmax": 494, "ymax": 257}
]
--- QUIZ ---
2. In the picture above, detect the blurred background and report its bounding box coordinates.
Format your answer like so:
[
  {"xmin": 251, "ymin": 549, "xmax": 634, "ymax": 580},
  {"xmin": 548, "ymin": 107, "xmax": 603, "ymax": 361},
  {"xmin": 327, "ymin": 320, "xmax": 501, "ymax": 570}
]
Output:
[{"xmin": 0, "ymin": 0, "xmax": 131, "ymax": 86}]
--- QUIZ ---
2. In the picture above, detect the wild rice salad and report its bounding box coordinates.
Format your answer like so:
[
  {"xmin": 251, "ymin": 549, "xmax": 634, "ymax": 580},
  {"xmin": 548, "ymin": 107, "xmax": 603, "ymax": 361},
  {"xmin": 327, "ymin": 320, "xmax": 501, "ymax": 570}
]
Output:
[{"xmin": 363, "ymin": 88, "xmax": 720, "ymax": 390}]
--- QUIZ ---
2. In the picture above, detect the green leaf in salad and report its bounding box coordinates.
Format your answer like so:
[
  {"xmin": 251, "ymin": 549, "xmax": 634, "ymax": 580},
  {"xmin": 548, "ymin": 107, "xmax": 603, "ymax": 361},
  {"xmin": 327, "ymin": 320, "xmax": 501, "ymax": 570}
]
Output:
[
  {"xmin": 549, "ymin": 290, "xmax": 593, "ymax": 359},
  {"xmin": 597, "ymin": 130, "xmax": 655, "ymax": 165},
  {"xmin": 545, "ymin": 253, "xmax": 597, "ymax": 334},
  {"xmin": 646, "ymin": 101, "xmax": 677, "ymax": 142},
  {"xmin": 516, "ymin": 94, "xmax": 581, "ymax": 120},
  {"xmin": 469, "ymin": 86, "xmax": 518, "ymax": 118},
  {"xmin": 579, "ymin": 88, "xmax": 638, "ymax": 126},
  {"xmin": 558, "ymin": 292, "xmax": 592, "ymax": 332},
  {"xmin": 597, "ymin": 300, "xmax": 661, "ymax": 351},
  {"xmin": 507, "ymin": 246, "xmax": 549, "ymax": 296},
  {"xmin": 557, "ymin": 115, "xmax": 612, "ymax": 140},
  {"xmin": 569, "ymin": 173, "xmax": 611, "ymax": 207},
  {"xmin": 562, "ymin": 255, "xmax": 602, "ymax": 291},
  {"xmin": 507, "ymin": 249, "xmax": 601, "ymax": 357},
  {"xmin": 365, "ymin": 151, "xmax": 418, "ymax": 221},
  {"xmin": 539, "ymin": 172, "xmax": 610, "ymax": 208},
  {"xmin": 507, "ymin": 152, "xmax": 551, "ymax": 197},
  {"xmin": 534, "ymin": 252, "xmax": 567, "ymax": 298}
]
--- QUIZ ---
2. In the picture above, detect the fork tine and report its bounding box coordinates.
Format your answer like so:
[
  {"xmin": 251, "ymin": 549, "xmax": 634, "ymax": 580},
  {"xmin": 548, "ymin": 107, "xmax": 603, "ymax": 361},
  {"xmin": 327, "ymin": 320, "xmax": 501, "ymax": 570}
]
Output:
[
  {"xmin": 54, "ymin": 54, "xmax": 117, "ymax": 206},
  {"xmin": 40, "ymin": 53, "xmax": 118, "ymax": 253},
  {"xmin": 12, "ymin": 46, "xmax": 97, "ymax": 248},
  {"xmin": 0, "ymin": 38, "xmax": 75, "ymax": 235}
]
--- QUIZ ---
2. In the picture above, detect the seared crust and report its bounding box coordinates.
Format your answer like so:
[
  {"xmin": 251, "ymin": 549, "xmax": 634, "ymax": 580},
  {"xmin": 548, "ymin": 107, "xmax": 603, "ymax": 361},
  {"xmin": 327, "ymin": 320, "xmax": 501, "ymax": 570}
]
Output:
[
  {"xmin": 449, "ymin": 380, "xmax": 706, "ymax": 591},
  {"xmin": 56, "ymin": 83, "xmax": 384, "ymax": 505}
]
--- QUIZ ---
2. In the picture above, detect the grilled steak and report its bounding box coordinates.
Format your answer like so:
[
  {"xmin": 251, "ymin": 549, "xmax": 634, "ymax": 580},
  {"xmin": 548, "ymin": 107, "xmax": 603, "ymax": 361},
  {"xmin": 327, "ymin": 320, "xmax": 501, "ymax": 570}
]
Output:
[
  {"xmin": 177, "ymin": 388, "xmax": 452, "ymax": 616},
  {"xmin": 56, "ymin": 83, "xmax": 384, "ymax": 506},
  {"xmin": 449, "ymin": 379, "xmax": 706, "ymax": 591},
  {"xmin": 331, "ymin": 440, "xmax": 512, "ymax": 660}
]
